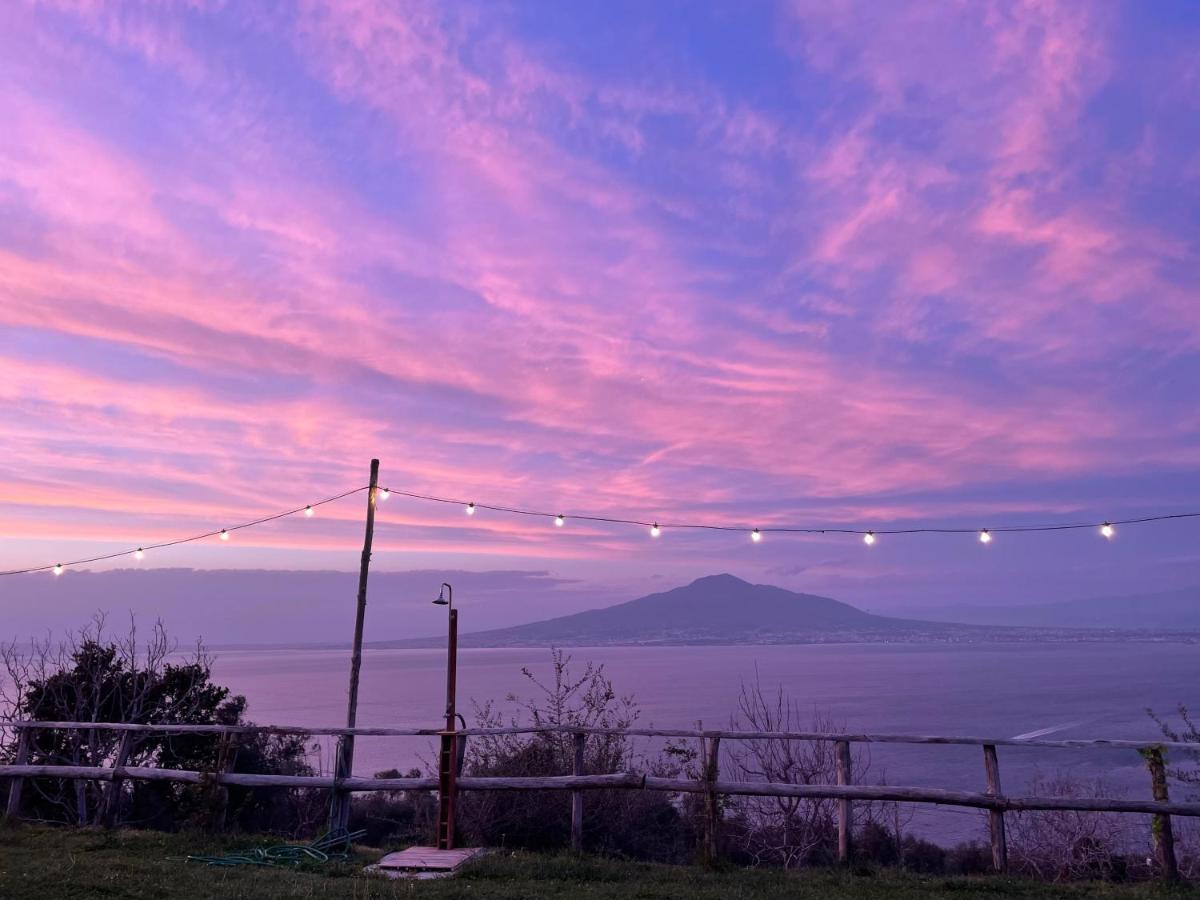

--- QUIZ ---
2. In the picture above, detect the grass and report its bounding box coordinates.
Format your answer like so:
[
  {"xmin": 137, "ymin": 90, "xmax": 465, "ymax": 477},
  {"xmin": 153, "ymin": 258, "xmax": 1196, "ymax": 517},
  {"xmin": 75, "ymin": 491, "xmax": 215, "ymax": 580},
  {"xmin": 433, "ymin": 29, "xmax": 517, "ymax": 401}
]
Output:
[{"xmin": 1, "ymin": 825, "xmax": 1199, "ymax": 900}]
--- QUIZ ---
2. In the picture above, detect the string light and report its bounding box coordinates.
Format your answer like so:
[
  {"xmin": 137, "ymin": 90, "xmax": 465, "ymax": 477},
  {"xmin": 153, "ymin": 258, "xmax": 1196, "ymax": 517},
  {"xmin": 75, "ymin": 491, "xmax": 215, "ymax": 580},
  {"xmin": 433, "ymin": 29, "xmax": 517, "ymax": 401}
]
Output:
[
  {"xmin": 3, "ymin": 477, "xmax": 1196, "ymax": 580},
  {"xmin": 380, "ymin": 487, "xmax": 1199, "ymax": 543},
  {"xmin": 2, "ymin": 485, "xmax": 370, "ymax": 577}
]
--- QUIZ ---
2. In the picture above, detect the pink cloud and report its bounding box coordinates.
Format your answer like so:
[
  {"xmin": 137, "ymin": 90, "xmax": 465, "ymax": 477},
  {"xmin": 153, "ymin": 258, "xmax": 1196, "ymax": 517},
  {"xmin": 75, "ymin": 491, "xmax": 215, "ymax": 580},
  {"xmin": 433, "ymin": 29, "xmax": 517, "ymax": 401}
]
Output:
[{"xmin": 1, "ymin": 0, "xmax": 1197, "ymax": 586}]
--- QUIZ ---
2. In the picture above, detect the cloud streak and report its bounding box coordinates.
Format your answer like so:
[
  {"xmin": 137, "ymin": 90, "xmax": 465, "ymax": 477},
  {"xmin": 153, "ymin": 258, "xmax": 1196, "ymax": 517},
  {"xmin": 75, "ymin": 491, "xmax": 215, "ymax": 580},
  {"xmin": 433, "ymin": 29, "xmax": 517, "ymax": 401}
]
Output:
[{"xmin": 1, "ymin": 0, "xmax": 1198, "ymax": 626}]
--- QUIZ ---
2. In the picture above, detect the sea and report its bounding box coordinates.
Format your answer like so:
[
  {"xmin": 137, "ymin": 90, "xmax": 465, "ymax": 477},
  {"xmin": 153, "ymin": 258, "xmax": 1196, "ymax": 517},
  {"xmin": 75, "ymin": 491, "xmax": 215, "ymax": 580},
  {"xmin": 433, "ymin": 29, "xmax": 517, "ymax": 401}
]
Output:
[{"xmin": 209, "ymin": 640, "xmax": 1200, "ymax": 845}]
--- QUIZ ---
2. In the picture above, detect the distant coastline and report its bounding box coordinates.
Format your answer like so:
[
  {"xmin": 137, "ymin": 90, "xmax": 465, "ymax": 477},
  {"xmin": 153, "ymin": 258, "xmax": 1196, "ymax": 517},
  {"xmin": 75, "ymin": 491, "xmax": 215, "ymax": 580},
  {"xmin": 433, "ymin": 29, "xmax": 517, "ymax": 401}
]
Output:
[{"xmin": 199, "ymin": 574, "xmax": 1200, "ymax": 651}]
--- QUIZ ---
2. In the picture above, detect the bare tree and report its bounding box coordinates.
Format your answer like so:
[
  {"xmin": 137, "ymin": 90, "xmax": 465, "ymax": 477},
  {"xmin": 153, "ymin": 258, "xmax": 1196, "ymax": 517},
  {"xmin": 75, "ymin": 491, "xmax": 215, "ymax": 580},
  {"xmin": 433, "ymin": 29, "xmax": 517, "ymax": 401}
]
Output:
[
  {"xmin": 457, "ymin": 649, "xmax": 695, "ymax": 859},
  {"xmin": 723, "ymin": 675, "xmax": 897, "ymax": 868},
  {"xmin": 466, "ymin": 648, "xmax": 640, "ymax": 780},
  {"xmin": 1006, "ymin": 771, "xmax": 1134, "ymax": 881}
]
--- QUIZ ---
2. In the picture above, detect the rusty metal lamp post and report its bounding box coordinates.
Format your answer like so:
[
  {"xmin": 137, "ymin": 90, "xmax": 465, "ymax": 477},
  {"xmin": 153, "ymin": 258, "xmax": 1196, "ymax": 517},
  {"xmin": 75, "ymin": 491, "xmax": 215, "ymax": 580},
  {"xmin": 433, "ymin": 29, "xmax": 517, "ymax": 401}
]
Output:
[{"xmin": 433, "ymin": 582, "xmax": 459, "ymax": 849}]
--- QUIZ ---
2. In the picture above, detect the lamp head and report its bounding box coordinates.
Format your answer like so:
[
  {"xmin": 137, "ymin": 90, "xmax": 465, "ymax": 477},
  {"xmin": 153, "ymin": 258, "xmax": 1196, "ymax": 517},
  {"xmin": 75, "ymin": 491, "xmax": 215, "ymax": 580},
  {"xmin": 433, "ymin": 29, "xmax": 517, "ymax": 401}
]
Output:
[{"xmin": 434, "ymin": 583, "xmax": 451, "ymax": 606}]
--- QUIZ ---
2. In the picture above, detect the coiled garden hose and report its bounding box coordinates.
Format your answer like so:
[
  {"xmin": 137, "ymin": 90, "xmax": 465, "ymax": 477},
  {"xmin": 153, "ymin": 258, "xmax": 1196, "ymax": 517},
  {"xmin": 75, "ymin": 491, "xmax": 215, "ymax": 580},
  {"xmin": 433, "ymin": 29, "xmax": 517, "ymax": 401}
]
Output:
[{"xmin": 185, "ymin": 829, "xmax": 367, "ymax": 867}]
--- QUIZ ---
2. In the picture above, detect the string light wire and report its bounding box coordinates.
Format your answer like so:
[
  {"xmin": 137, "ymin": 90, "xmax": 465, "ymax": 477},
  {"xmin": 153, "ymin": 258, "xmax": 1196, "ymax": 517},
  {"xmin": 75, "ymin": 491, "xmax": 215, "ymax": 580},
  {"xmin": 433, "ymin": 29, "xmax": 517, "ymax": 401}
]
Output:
[
  {"xmin": 379, "ymin": 488, "xmax": 1200, "ymax": 537},
  {"xmin": 3, "ymin": 481, "xmax": 1199, "ymax": 577},
  {"xmin": 1, "ymin": 486, "xmax": 371, "ymax": 576}
]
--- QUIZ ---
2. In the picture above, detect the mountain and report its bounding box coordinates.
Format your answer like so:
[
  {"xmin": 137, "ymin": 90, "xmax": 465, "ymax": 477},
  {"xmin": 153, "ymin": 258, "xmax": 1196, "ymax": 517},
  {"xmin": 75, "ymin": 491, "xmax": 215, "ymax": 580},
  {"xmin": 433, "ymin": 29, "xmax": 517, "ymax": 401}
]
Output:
[
  {"xmin": 372, "ymin": 573, "xmax": 962, "ymax": 647},
  {"xmin": 899, "ymin": 586, "xmax": 1200, "ymax": 631}
]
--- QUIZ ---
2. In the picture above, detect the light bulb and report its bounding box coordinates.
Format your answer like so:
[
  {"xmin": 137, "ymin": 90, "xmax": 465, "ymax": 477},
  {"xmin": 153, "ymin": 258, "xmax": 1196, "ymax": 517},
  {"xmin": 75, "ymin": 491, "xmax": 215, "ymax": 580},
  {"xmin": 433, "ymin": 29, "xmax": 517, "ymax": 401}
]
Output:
[
  {"xmin": 53, "ymin": 563, "xmax": 63, "ymax": 575},
  {"xmin": 134, "ymin": 548, "xmax": 144, "ymax": 560},
  {"xmin": 751, "ymin": 528, "xmax": 762, "ymax": 543},
  {"xmin": 979, "ymin": 529, "xmax": 992, "ymax": 544},
  {"xmin": 304, "ymin": 505, "xmax": 314, "ymax": 517},
  {"xmin": 465, "ymin": 502, "xmax": 476, "ymax": 516},
  {"xmin": 863, "ymin": 531, "xmax": 876, "ymax": 546},
  {"xmin": 555, "ymin": 515, "xmax": 565, "ymax": 527},
  {"xmin": 1100, "ymin": 522, "xmax": 1114, "ymax": 539},
  {"xmin": 220, "ymin": 529, "xmax": 230, "ymax": 541},
  {"xmin": 379, "ymin": 488, "xmax": 389, "ymax": 500},
  {"xmin": 650, "ymin": 522, "xmax": 661, "ymax": 537}
]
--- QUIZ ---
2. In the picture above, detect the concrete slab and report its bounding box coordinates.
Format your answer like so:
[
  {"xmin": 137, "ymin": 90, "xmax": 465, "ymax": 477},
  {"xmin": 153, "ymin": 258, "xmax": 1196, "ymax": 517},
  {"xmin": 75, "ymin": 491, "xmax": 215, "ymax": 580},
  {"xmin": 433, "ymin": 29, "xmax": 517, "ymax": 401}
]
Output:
[{"xmin": 366, "ymin": 846, "xmax": 487, "ymax": 880}]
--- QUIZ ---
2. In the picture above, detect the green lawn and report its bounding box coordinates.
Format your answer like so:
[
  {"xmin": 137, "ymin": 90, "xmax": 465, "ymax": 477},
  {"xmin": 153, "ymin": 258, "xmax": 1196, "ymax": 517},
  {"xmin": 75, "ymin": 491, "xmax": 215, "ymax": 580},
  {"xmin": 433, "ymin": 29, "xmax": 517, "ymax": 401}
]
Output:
[{"xmin": 1, "ymin": 825, "xmax": 1198, "ymax": 900}]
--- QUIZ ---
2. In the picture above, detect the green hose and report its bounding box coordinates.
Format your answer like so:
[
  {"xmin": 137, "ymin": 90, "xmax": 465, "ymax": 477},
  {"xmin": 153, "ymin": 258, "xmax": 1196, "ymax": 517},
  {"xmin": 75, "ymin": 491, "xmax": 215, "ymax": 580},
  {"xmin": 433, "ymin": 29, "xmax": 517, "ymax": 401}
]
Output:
[{"xmin": 185, "ymin": 829, "xmax": 368, "ymax": 867}]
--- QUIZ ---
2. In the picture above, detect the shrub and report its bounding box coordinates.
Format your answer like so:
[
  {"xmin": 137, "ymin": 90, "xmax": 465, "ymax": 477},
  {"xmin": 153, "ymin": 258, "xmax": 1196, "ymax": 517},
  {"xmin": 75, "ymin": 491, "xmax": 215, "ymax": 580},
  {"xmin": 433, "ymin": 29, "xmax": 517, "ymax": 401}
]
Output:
[
  {"xmin": 0, "ymin": 615, "xmax": 318, "ymax": 834},
  {"xmin": 455, "ymin": 649, "xmax": 697, "ymax": 861},
  {"xmin": 348, "ymin": 767, "xmax": 437, "ymax": 846},
  {"xmin": 1006, "ymin": 771, "xmax": 1129, "ymax": 881}
]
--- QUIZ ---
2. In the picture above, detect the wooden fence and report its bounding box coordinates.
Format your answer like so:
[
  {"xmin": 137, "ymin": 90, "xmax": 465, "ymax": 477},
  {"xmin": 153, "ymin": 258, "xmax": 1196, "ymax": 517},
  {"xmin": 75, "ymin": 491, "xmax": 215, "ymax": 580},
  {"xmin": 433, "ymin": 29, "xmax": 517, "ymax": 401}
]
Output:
[{"xmin": 2, "ymin": 720, "xmax": 1197, "ymax": 879}]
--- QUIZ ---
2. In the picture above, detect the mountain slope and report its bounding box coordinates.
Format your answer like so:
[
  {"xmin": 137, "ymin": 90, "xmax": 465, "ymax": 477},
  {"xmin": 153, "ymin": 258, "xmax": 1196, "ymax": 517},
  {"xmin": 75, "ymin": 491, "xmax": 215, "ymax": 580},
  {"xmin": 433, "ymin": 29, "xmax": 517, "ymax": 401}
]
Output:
[{"xmin": 375, "ymin": 573, "xmax": 949, "ymax": 647}]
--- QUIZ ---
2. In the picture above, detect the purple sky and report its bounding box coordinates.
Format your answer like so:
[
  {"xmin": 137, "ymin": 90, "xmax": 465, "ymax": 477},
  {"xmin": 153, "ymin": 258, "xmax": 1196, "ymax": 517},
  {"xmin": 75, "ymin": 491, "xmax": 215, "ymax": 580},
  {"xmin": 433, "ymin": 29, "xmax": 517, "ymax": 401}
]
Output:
[{"xmin": 2, "ymin": 2, "xmax": 1199, "ymax": 641}]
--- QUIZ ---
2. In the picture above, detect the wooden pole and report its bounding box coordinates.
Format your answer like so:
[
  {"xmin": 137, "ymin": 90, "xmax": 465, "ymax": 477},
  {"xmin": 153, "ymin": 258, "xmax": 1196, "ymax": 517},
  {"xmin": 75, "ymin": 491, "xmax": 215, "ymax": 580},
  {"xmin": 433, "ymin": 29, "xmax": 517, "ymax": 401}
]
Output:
[
  {"xmin": 1145, "ymin": 747, "xmax": 1179, "ymax": 881},
  {"xmin": 3, "ymin": 728, "xmax": 31, "ymax": 821},
  {"xmin": 836, "ymin": 739, "xmax": 852, "ymax": 864},
  {"xmin": 571, "ymin": 731, "xmax": 585, "ymax": 852},
  {"xmin": 213, "ymin": 734, "xmax": 239, "ymax": 832},
  {"xmin": 703, "ymin": 735, "xmax": 721, "ymax": 865},
  {"xmin": 330, "ymin": 458, "xmax": 380, "ymax": 832},
  {"xmin": 100, "ymin": 732, "xmax": 135, "ymax": 827},
  {"xmin": 982, "ymin": 744, "xmax": 1007, "ymax": 873}
]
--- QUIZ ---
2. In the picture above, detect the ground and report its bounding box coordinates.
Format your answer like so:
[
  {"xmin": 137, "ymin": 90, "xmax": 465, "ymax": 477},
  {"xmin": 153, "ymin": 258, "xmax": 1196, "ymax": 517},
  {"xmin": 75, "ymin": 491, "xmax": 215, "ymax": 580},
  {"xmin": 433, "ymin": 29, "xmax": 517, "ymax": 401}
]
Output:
[{"xmin": 1, "ymin": 826, "xmax": 1199, "ymax": 900}]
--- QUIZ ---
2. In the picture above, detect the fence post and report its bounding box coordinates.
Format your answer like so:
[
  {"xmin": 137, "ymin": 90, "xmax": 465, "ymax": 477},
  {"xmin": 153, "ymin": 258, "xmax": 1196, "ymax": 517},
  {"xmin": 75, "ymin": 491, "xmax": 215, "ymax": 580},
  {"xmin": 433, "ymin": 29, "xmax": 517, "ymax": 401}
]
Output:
[
  {"xmin": 213, "ymin": 733, "xmax": 239, "ymax": 832},
  {"xmin": 836, "ymin": 739, "xmax": 852, "ymax": 864},
  {"xmin": 1144, "ymin": 747, "xmax": 1178, "ymax": 881},
  {"xmin": 100, "ymin": 731, "xmax": 136, "ymax": 828},
  {"xmin": 4, "ymin": 727, "xmax": 31, "ymax": 821},
  {"xmin": 701, "ymin": 734, "xmax": 721, "ymax": 865},
  {"xmin": 982, "ymin": 744, "xmax": 1007, "ymax": 873},
  {"xmin": 571, "ymin": 732, "xmax": 585, "ymax": 853}
]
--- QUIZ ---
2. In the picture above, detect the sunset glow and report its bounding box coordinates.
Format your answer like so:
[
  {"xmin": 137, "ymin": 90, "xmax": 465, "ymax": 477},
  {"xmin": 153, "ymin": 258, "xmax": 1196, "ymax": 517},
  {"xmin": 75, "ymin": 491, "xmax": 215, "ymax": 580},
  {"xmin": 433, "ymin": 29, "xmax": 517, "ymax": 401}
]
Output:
[{"xmin": 2, "ymin": 1, "xmax": 1198, "ymax": 627}]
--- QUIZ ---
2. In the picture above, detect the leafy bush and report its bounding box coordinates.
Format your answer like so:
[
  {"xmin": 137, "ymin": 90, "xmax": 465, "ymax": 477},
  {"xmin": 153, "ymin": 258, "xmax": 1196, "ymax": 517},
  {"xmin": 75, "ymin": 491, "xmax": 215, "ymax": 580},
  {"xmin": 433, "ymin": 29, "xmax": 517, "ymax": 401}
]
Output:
[
  {"xmin": 347, "ymin": 767, "xmax": 437, "ymax": 846},
  {"xmin": 0, "ymin": 615, "xmax": 321, "ymax": 834}
]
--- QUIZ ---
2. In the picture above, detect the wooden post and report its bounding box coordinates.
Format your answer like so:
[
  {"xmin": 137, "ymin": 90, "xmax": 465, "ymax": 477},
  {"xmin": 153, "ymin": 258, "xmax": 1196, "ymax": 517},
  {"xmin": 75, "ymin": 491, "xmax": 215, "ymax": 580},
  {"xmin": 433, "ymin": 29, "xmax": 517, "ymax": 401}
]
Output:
[
  {"xmin": 702, "ymin": 735, "xmax": 721, "ymax": 865},
  {"xmin": 982, "ymin": 744, "xmax": 1007, "ymax": 873},
  {"xmin": 1145, "ymin": 747, "xmax": 1179, "ymax": 881},
  {"xmin": 3, "ymin": 728, "xmax": 31, "ymax": 821},
  {"xmin": 836, "ymin": 739, "xmax": 852, "ymax": 864},
  {"xmin": 213, "ymin": 734, "xmax": 239, "ymax": 832},
  {"xmin": 100, "ymin": 732, "xmax": 135, "ymax": 827},
  {"xmin": 571, "ymin": 732, "xmax": 585, "ymax": 852},
  {"xmin": 330, "ymin": 459, "xmax": 380, "ymax": 833}
]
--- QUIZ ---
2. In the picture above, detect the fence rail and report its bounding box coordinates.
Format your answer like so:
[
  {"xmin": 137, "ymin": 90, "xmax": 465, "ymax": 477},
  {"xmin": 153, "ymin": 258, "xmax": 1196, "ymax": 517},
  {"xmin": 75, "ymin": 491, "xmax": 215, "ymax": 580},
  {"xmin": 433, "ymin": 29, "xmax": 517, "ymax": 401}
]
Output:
[
  {"xmin": 8, "ymin": 720, "xmax": 1198, "ymax": 750},
  {"xmin": 1, "ymin": 719, "xmax": 1192, "ymax": 879}
]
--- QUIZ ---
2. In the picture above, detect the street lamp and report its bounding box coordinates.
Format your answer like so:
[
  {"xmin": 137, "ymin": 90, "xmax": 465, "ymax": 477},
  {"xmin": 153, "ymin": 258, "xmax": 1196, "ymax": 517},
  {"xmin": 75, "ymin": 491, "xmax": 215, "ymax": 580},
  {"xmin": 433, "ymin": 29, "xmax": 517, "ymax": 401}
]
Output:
[{"xmin": 433, "ymin": 582, "xmax": 459, "ymax": 850}]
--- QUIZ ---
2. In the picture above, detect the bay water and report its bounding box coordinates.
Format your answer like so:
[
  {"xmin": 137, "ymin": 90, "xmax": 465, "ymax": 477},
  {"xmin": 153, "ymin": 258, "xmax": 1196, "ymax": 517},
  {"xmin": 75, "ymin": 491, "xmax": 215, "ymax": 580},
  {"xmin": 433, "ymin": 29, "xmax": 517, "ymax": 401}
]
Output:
[{"xmin": 209, "ymin": 641, "xmax": 1200, "ymax": 844}]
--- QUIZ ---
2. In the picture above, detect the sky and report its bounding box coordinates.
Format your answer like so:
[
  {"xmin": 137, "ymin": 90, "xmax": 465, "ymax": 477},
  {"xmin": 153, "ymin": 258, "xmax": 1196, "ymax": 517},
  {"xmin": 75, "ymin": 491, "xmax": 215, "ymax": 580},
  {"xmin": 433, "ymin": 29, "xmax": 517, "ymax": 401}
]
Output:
[{"xmin": 2, "ymin": 1, "xmax": 1199, "ymax": 643}]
